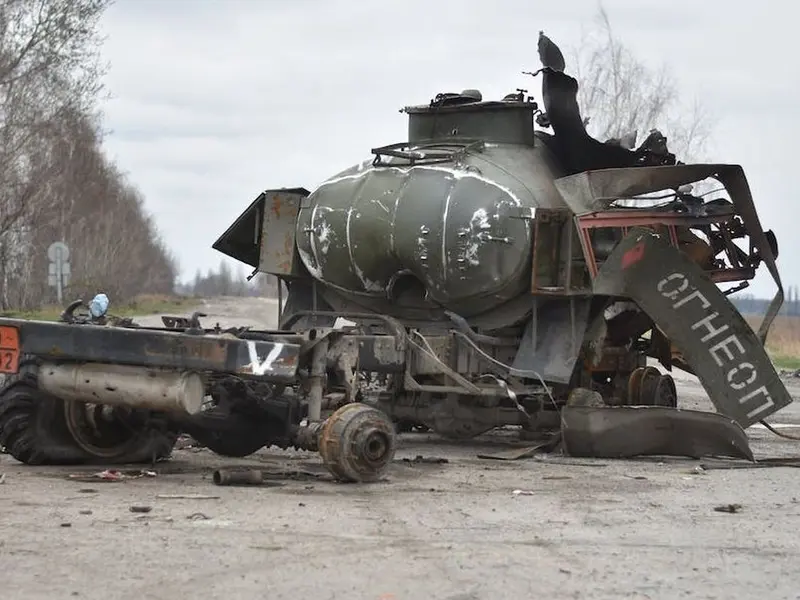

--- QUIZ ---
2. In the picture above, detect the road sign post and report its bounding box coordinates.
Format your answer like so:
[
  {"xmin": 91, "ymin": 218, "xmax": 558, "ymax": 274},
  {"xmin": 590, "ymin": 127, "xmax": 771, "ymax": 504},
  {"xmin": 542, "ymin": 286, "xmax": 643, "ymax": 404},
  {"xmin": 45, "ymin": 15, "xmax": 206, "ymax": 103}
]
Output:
[{"xmin": 47, "ymin": 241, "xmax": 71, "ymax": 304}]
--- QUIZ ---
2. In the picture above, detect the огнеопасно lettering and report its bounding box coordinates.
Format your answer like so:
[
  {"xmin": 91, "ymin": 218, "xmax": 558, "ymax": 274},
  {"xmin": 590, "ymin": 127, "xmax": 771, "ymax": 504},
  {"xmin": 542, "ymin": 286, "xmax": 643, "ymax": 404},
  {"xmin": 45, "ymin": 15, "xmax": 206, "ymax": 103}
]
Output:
[{"xmin": 657, "ymin": 272, "xmax": 774, "ymax": 421}]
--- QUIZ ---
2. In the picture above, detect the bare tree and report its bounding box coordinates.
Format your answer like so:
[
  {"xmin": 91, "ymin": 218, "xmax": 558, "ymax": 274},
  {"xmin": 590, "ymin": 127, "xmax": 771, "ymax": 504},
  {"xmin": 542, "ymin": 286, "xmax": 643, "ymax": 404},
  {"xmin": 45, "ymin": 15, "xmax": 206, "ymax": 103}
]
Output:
[
  {"xmin": 0, "ymin": 0, "xmax": 180, "ymax": 310},
  {"xmin": 571, "ymin": 5, "xmax": 715, "ymax": 163}
]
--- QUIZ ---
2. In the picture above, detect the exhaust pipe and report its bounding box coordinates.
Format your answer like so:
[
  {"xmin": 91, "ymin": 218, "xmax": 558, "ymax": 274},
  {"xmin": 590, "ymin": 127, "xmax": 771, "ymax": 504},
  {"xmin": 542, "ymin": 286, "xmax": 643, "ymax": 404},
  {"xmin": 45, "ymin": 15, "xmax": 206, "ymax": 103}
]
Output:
[{"xmin": 37, "ymin": 362, "xmax": 205, "ymax": 414}]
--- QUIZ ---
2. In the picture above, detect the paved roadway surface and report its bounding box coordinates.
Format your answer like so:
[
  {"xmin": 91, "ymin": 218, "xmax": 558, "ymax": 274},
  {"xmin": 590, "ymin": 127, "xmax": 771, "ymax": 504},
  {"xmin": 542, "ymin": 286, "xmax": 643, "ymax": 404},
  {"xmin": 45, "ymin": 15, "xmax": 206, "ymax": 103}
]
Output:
[{"xmin": 2, "ymin": 297, "xmax": 800, "ymax": 600}]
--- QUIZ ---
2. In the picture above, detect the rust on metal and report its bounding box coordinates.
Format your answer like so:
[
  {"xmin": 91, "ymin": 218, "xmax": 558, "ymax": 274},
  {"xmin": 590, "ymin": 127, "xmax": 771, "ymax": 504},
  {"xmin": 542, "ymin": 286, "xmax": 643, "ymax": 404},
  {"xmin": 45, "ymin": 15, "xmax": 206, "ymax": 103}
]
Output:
[
  {"xmin": 213, "ymin": 468, "xmax": 265, "ymax": 486},
  {"xmin": 258, "ymin": 189, "xmax": 305, "ymax": 277},
  {"xmin": 143, "ymin": 335, "xmax": 227, "ymax": 366},
  {"xmin": 317, "ymin": 403, "xmax": 397, "ymax": 483},
  {"xmin": 0, "ymin": 325, "xmax": 20, "ymax": 374}
]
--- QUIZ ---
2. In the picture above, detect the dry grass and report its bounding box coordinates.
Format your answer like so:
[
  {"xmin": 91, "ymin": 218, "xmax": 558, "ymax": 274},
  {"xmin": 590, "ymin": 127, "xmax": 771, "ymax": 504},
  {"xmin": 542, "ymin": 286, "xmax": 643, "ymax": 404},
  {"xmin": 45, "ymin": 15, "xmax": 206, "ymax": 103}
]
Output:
[
  {"xmin": 0, "ymin": 294, "xmax": 198, "ymax": 322},
  {"xmin": 745, "ymin": 314, "xmax": 800, "ymax": 370}
]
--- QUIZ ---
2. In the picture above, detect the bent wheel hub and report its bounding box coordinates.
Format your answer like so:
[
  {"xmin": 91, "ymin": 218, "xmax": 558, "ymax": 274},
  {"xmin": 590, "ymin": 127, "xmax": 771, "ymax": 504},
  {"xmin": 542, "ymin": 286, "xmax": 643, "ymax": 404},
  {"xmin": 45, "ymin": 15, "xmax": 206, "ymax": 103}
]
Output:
[
  {"xmin": 653, "ymin": 374, "xmax": 677, "ymax": 408},
  {"xmin": 363, "ymin": 431, "xmax": 390, "ymax": 463},
  {"xmin": 318, "ymin": 403, "xmax": 397, "ymax": 483}
]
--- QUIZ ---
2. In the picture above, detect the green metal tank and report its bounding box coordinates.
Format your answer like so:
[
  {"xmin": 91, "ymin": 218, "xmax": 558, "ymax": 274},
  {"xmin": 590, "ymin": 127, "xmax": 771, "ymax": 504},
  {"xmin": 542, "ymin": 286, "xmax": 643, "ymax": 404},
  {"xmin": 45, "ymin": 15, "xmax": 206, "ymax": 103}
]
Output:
[{"xmin": 294, "ymin": 90, "xmax": 568, "ymax": 325}]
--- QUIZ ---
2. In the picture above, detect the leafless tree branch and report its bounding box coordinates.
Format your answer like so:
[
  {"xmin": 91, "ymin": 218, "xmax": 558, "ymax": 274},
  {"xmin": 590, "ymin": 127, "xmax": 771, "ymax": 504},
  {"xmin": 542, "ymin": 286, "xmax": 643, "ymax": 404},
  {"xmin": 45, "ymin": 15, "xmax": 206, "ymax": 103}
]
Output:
[
  {"xmin": 0, "ymin": 0, "xmax": 178, "ymax": 310},
  {"xmin": 570, "ymin": 4, "xmax": 715, "ymax": 163}
]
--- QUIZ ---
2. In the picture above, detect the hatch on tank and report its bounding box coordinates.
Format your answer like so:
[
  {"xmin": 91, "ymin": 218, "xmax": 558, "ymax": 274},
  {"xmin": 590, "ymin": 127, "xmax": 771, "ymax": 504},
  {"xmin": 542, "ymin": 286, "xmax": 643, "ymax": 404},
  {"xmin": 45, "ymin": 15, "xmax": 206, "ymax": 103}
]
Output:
[{"xmin": 403, "ymin": 89, "xmax": 538, "ymax": 145}]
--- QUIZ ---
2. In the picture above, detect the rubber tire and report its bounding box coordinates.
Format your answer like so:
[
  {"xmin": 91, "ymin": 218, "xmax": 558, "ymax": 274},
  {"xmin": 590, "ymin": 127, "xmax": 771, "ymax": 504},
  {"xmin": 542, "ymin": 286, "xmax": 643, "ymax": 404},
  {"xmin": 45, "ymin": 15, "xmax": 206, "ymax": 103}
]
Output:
[{"xmin": 0, "ymin": 360, "xmax": 178, "ymax": 466}]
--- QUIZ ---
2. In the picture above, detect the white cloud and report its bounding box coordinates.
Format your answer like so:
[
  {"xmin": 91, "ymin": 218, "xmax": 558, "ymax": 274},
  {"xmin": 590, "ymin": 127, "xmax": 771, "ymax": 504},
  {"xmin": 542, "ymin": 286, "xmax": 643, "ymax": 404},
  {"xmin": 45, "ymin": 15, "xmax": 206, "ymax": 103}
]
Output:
[{"xmin": 98, "ymin": 0, "xmax": 799, "ymax": 298}]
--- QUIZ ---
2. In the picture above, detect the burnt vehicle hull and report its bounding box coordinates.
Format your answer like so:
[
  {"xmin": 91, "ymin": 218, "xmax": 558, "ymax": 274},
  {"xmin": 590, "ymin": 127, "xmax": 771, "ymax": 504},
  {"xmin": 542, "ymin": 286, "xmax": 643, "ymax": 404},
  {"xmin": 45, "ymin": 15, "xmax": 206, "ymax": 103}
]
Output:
[
  {"xmin": 209, "ymin": 38, "xmax": 790, "ymax": 445},
  {"xmin": 0, "ymin": 32, "xmax": 791, "ymax": 470}
]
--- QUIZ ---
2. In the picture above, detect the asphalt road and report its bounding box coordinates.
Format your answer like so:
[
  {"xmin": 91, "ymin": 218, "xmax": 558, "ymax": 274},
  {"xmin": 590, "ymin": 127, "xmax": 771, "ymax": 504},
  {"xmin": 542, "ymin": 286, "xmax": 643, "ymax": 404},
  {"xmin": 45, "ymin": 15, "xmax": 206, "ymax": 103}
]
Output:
[{"xmin": 2, "ymin": 297, "xmax": 800, "ymax": 600}]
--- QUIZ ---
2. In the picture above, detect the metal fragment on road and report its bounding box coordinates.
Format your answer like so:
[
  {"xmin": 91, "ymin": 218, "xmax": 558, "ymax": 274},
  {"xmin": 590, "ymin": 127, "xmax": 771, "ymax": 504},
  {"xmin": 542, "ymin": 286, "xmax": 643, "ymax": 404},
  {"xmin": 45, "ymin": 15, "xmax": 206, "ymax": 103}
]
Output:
[
  {"xmin": 560, "ymin": 405, "xmax": 754, "ymax": 461},
  {"xmin": 155, "ymin": 494, "xmax": 220, "ymax": 500}
]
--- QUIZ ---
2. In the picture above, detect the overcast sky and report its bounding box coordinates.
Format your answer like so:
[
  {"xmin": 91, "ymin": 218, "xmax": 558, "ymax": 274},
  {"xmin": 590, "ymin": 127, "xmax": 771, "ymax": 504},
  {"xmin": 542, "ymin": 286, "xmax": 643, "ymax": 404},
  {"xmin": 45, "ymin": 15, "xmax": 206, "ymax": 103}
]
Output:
[{"xmin": 97, "ymin": 0, "xmax": 797, "ymax": 299}]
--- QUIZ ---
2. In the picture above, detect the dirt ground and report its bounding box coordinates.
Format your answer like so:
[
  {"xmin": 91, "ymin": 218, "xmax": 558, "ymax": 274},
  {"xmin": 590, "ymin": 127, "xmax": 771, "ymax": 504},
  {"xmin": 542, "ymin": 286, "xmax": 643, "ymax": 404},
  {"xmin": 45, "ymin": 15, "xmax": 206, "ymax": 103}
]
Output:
[{"xmin": 3, "ymin": 297, "xmax": 800, "ymax": 600}]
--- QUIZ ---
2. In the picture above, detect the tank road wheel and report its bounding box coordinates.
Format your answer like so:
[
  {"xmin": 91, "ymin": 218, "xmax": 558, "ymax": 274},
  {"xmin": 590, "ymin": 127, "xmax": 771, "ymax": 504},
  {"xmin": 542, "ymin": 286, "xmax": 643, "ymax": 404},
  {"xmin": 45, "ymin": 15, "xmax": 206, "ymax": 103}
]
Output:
[
  {"xmin": 318, "ymin": 403, "xmax": 397, "ymax": 483},
  {"xmin": 0, "ymin": 358, "xmax": 177, "ymax": 465}
]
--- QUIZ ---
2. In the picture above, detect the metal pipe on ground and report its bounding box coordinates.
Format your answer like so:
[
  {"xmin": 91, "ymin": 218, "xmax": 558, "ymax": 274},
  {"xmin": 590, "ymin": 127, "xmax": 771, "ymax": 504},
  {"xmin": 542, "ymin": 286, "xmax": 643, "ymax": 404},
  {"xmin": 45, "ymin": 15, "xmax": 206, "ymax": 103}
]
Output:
[
  {"xmin": 37, "ymin": 362, "xmax": 205, "ymax": 414},
  {"xmin": 213, "ymin": 468, "xmax": 265, "ymax": 486}
]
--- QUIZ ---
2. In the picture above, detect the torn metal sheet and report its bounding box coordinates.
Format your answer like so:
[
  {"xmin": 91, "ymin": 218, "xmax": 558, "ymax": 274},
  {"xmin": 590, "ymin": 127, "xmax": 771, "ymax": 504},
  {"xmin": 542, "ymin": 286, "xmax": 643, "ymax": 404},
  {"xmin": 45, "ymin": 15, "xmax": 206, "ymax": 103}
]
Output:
[
  {"xmin": 211, "ymin": 186, "xmax": 310, "ymax": 270},
  {"xmin": 555, "ymin": 164, "xmax": 784, "ymax": 345},
  {"xmin": 476, "ymin": 437, "xmax": 560, "ymax": 461},
  {"xmin": 560, "ymin": 405, "xmax": 754, "ymax": 461},
  {"xmin": 511, "ymin": 297, "xmax": 592, "ymax": 384},
  {"xmin": 592, "ymin": 227, "xmax": 791, "ymax": 428}
]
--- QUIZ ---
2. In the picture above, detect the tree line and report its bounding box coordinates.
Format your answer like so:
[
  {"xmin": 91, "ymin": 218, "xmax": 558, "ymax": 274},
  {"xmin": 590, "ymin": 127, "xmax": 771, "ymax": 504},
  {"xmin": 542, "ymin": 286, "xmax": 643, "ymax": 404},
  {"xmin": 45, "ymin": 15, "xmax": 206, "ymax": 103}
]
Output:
[
  {"xmin": 177, "ymin": 261, "xmax": 280, "ymax": 299},
  {"xmin": 732, "ymin": 287, "xmax": 800, "ymax": 317},
  {"xmin": 0, "ymin": 0, "xmax": 177, "ymax": 311},
  {"xmin": 4, "ymin": 3, "xmax": 761, "ymax": 312}
]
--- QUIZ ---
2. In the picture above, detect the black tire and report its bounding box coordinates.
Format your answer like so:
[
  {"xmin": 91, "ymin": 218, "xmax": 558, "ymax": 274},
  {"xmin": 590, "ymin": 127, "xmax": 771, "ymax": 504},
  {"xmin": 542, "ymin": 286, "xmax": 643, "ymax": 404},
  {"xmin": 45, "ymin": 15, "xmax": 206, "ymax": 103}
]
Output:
[
  {"xmin": 0, "ymin": 380, "xmax": 88, "ymax": 464},
  {"xmin": 0, "ymin": 358, "xmax": 178, "ymax": 466}
]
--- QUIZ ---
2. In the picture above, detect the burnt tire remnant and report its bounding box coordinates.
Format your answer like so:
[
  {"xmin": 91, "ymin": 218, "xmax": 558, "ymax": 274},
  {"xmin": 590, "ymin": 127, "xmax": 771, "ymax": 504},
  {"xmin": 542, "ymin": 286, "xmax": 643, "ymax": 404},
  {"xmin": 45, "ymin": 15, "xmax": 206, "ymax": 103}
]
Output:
[
  {"xmin": 318, "ymin": 403, "xmax": 397, "ymax": 483},
  {"xmin": 0, "ymin": 357, "xmax": 177, "ymax": 466}
]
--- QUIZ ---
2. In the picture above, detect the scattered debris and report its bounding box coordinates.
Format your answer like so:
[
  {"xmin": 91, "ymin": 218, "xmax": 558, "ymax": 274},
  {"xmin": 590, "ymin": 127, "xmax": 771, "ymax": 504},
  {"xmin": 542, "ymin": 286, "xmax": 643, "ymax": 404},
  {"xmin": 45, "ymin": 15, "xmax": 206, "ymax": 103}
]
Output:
[
  {"xmin": 700, "ymin": 457, "xmax": 800, "ymax": 470},
  {"xmin": 187, "ymin": 513, "xmax": 210, "ymax": 521},
  {"xmin": 79, "ymin": 510, "xmax": 92, "ymax": 515},
  {"xmin": 155, "ymin": 494, "xmax": 220, "ymax": 500},
  {"xmin": 213, "ymin": 468, "xmax": 265, "ymax": 486},
  {"xmin": 512, "ymin": 489, "xmax": 536, "ymax": 496},
  {"xmin": 687, "ymin": 466, "xmax": 707, "ymax": 475},
  {"xmin": 129, "ymin": 505, "xmax": 152, "ymax": 513},
  {"xmin": 400, "ymin": 455, "xmax": 449, "ymax": 464},
  {"xmin": 67, "ymin": 469, "xmax": 157, "ymax": 482},
  {"xmin": 60, "ymin": 523, "xmax": 72, "ymax": 528},
  {"xmin": 714, "ymin": 503, "xmax": 743, "ymax": 514},
  {"xmin": 0, "ymin": 472, "xmax": 5, "ymax": 484},
  {"xmin": 175, "ymin": 435, "xmax": 200, "ymax": 450},
  {"xmin": 542, "ymin": 475, "xmax": 572, "ymax": 480},
  {"xmin": 531, "ymin": 456, "xmax": 609, "ymax": 468},
  {"xmin": 477, "ymin": 439, "xmax": 558, "ymax": 461}
]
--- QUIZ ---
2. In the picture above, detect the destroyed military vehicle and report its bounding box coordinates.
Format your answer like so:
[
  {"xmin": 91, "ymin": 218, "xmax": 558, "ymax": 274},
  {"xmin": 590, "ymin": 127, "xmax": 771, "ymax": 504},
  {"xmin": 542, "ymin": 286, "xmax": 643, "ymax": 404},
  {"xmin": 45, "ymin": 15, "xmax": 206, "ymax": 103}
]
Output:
[{"xmin": 0, "ymin": 33, "xmax": 790, "ymax": 480}]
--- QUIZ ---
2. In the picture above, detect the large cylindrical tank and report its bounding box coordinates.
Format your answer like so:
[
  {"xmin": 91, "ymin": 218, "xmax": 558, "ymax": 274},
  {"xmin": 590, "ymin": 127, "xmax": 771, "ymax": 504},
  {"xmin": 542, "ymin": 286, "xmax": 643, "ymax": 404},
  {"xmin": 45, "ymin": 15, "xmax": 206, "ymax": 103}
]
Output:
[{"xmin": 294, "ymin": 95, "xmax": 569, "ymax": 322}]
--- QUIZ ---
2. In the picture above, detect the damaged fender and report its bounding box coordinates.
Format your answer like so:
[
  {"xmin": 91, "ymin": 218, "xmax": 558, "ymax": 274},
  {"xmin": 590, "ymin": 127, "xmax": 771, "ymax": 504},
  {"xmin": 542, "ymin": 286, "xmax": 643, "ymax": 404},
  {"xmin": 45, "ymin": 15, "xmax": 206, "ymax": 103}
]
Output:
[
  {"xmin": 592, "ymin": 227, "xmax": 792, "ymax": 429},
  {"xmin": 561, "ymin": 405, "xmax": 754, "ymax": 461}
]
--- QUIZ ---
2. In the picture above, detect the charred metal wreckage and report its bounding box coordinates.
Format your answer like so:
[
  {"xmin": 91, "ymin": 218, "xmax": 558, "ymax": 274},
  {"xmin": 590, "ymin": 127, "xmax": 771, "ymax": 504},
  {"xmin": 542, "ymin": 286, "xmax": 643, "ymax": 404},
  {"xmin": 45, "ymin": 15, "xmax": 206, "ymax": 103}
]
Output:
[{"xmin": 0, "ymin": 33, "xmax": 791, "ymax": 480}]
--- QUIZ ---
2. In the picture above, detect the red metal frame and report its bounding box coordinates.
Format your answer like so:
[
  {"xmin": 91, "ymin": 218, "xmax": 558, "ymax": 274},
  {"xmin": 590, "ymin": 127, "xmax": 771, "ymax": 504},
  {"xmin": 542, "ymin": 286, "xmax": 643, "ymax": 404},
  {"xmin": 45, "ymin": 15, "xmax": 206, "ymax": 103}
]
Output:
[{"xmin": 575, "ymin": 210, "xmax": 755, "ymax": 283}]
